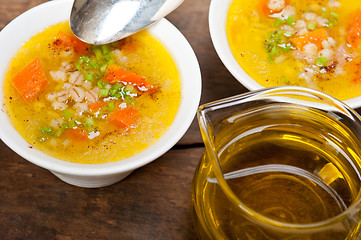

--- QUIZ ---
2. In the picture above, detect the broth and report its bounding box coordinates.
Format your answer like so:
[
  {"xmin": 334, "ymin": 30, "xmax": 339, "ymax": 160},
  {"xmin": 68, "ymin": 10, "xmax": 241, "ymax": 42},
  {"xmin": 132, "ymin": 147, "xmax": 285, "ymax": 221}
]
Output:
[
  {"xmin": 227, "ymin": 0, "xmax": 361, "ymax": 100},
  {"xmin": 4, "ymin": 22, "xmax": 181, "ymax": 164}
]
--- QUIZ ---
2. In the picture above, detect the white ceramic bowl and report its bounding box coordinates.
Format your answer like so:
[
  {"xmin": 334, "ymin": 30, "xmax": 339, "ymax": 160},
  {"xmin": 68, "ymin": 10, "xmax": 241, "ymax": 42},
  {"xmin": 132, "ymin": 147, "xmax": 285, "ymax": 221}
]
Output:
[
  {"xmin": 208, "ymin": 0, "xmax": 361, "ymax": 109},
  {"xmin": 0, "ymin": 0, "xmax": 201, "ymax": 188}
]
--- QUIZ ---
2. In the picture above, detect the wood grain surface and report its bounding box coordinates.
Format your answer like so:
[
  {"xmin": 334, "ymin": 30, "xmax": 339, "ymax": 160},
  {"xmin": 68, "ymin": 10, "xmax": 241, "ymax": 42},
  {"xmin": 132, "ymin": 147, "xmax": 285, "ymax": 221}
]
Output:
[{"xmin": 0, "ymin": 0, "xmax": 246, "ymax": 239}]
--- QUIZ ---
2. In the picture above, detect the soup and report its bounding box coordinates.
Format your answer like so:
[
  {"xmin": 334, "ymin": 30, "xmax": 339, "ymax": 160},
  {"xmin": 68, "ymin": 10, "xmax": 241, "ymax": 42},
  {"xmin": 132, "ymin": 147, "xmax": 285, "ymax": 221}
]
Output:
[
  {"xmin": 227, "ymin": 0, "xmax": 361, "ymax": 100},
  {"xmin": 4, "ymin": 22, "xmax": 181, "ymax": 164}
]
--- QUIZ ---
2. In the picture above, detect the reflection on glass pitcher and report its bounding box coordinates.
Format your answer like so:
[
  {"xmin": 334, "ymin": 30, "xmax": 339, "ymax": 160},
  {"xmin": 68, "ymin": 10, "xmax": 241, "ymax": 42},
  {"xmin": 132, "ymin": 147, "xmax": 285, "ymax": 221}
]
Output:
[{"xmin": 191, "ymin": 86, "xmax": 361, "ymax": 240}]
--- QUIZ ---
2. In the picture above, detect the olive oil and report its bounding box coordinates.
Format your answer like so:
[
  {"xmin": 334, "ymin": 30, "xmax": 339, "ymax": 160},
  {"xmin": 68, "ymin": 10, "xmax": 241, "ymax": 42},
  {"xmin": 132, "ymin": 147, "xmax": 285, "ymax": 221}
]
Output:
[{"xmin": 192, "ymin": 105, "xmax": 361, "ymax": 239}]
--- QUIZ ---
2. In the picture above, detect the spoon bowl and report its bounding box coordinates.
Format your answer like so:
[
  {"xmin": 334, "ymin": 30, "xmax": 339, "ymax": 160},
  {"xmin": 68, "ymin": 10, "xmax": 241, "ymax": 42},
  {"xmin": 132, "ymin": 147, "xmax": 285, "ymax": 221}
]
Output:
[{"xmin": 70, "ymin": 0, "xmax": 183, "ymax": 44}]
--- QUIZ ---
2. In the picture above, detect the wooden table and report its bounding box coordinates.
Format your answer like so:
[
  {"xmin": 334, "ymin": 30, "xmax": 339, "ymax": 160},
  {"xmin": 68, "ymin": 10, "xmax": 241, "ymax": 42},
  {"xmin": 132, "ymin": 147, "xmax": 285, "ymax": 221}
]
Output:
[{"xmin": 0, "ymin": 0, "xmax": 247, "ymax": 239}]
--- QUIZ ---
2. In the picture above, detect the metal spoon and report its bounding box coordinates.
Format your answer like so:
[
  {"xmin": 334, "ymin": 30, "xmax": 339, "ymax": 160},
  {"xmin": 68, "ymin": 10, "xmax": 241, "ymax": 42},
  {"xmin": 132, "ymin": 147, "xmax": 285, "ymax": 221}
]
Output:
[{"xmin": 70, "ymin": 0, "xmax": 184, "ymax": 45}]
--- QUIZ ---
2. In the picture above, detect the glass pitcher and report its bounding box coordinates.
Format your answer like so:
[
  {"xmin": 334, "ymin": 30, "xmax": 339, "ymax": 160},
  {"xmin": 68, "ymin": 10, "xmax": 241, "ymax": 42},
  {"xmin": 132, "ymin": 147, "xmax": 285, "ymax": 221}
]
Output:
[{"xmin": 191, "ymin": 86, "xmax": 361, "ymax": 239}]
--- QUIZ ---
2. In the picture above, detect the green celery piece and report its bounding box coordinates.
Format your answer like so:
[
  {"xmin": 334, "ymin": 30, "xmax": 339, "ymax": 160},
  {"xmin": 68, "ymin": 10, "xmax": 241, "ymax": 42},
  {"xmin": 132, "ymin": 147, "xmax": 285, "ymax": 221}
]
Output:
[
  {"xmin": 99, "ymin": 88, "xmax": 110, "ymax": 97},
  {"xmin": 97, "ymin": 80, "xmax": 107, "ymax": 89},
  {"xmin": 93, "ymin": 46, "xmax": 103, "ymax": 60},
  {"xmin": 114, "ymin": 92, "xmax": 122, "ymax": 99},
  {"xmin": 110, "ymin": 88, "xmax": 118, "ymax": 97},
  {"xmin": 100, "ymin": 63, "xmax": 108, "ymax": 73},
  {"xmin": 102, "ymin": 44, "xmax": 111, "ymax": 55},
  {"xmin": 316, "ymin": 57, "xmax": 327, "ymax": 67},
  {"xmin": 111, "ymin": 82, "xmax": 123, "ymax": 91},
  {"xmin": 85, "ymin": 73, "xmax": 94, "ymax": 81}
]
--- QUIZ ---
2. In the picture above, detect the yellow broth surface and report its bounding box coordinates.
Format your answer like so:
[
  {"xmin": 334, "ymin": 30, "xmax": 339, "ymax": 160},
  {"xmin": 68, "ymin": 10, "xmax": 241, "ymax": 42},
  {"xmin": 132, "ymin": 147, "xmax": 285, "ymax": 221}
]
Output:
[
  {"xmin": 4, "ymin": 22, "xmax": 181, "ymax": 164},
  {"xmin": 227, "ymin": 0, "xmax": 361, "ymax": 100}
]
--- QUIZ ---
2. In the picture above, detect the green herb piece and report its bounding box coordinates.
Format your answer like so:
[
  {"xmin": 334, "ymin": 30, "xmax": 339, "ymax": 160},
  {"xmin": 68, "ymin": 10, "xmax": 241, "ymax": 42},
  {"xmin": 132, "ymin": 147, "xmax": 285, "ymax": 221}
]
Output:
[
  {"xmin": 280, "ymin": 43, "xmax": 292, "ymax": 52},
  {"xmin": 273, "ymin": 18, "xmax": 285, "ymax": 27},
  {"xmin": 68, "ymin": 121, "xmax": 75, "ymax": 129},
  {"xmin": 110, "ymin": 88, "xmax": 118, "ymax": 97},
  {"xmin": 100, "ymin": 63, "xmax": 108, "ymax": 73},
  {"xmin": 55, "ymin": 128, "xmax": 64, "ymax": 137},
  {"xmin": 307, "ymin": 23, "xmax": 316, "ymax": 30},
  {"xmin": 321, "ymin": 7, "xmax": 328, "ymax": 18},
  {"xmin": 112, "ymin": 82, "xmax": 123, "ymax": 90},
  {"xmin": 104, "ymin": 83, "xmax": 112, "ymax": 90},
  {"xmin": 62, "ymin": 109, "xmax": 72, "ymax": 120},
  {"xmin": 114, "ymin": 92, "xmax": 122, "ymax": 99},
  {"xmin": 330, "ymin": 12, "xmax": 338, "ymax": 19},
  {"xmin": 284, "ymin": 31, "xmax": 293, "ymax": 37},
  {"xmin": 102, "ymin": 44, "xmax": 111, "ymax": 55},
  {"xmin": 124, "ymin": 95, "xmax": 132, "ymax": 102},
  {"xmin": 75, "ymin": 62, "xmax": 82, "ymax": 71},
  {"xmin": 97, "ymin": 81, "xmax": 107, "ymax": 89},
  {"xmin": 61, "ymin": 123, "xmax": 69, "ymax": 130},
  {"xmin": 84, "ymin": 117, "xmax": 95, "ymax": 128},
  {"xmin": 110, "ymin": 83, "xmax": 123, "ymax": 96},
  {"xmin": 85, "ymin": 73, "xmax": 94, "ymax": 81},
  {"xmin": 93, "ymin": 47, "xmax": 103, "ymax": 60},
  {"xmin": 315, "ymin": 57, "xmax": 328, "ymax": 67},
  {"xmin": 107, "ymin": 102, "xmax": 115, "ymax": 111},
  {"xmin": 39, "ymin": 126, "xmax": 55, "ymax": 135},
  {"xmin": 319, "ymin": 8, "xmax": 338, "ymax": 29},
  {"xmin": 264, "ymin": 30, "xmax": 291, "ymax": 63},
  {"xmin": 271, "ymin": 46, "xmax": 280, "ymax": 55},
  {"xmin": 124, "ymin": 84, "xmax": 137, "ymax": 94},
  {"xmin": 37, "ymin": 135, "xmax": 48, "ymax": 142},
  {"xmin": 286, "ymin": 17, "xmax": 295, "ymax": 25},
  {"xmin": 99, "ymin": 88, "xmax": 110, "ymax": 97}
]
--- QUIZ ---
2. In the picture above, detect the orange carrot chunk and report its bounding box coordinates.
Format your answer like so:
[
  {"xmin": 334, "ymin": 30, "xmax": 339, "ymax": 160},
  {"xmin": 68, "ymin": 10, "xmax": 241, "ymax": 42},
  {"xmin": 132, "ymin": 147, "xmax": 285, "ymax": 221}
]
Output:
[
  {"xmin": 259, "ymin": 0, "xmax": 289, "ymax": 16},
  {"xmin": 292, "ymin": 28, "xmax": 328, "ymax": 50},
  {"xmin": 53, "ymin": 31, "xmax": 88, "ymax": 54},
  {"xmin": 347, "ymin": 9, "xmax": 361, "ymax": 49},
  {"xmin": 65, "ymin": 128, "xmax": 89, "ymax": 141},
  {"xmin": 107, "ymin": 107, "xmax": 138, "ymax": 129},
  {"xmin": 12, "ymin": 57, "xmax": 48, "ymax": 102},
  {"xmin": 88, "ymin": 101, "xmax": 109, "ymax": 112},
  {"xmin": 104, "ymin": 65, "xmax": 154, "ymax": 91}
]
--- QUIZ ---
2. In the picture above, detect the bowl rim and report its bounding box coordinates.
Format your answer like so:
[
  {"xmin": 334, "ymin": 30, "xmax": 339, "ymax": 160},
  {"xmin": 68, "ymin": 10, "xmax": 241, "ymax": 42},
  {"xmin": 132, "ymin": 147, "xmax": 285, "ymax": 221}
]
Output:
[
  {"xmin": 0, "ymin": 0, "xmax": 202, "ymax": 176},
  {"xmin": 208, "ymin": 0, "xmax": 361, "ymax": 109}
]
